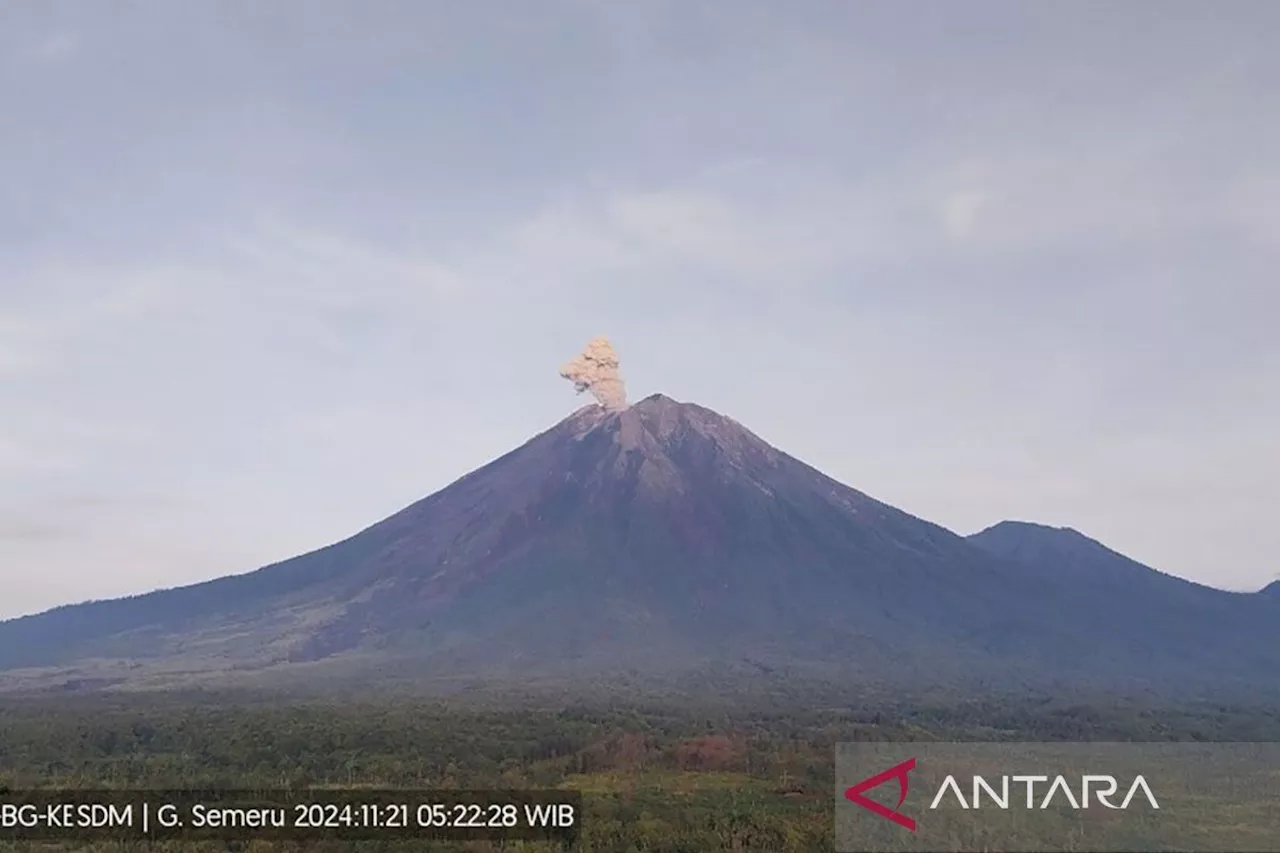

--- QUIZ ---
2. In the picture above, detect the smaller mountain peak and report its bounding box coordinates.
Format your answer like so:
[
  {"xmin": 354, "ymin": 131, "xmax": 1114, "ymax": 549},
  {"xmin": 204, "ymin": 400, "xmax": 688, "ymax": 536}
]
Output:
[
  {"xmin": 1262, "ymin": 580, "xmax": 1280, "ymax": 597},
  {"xmin": 969, "ymin": 520, "xmax": 1120, "ymax": 565},
  {"xmin": 975, "ymin": 520, "xmax": 1085, "ymax": 539}
]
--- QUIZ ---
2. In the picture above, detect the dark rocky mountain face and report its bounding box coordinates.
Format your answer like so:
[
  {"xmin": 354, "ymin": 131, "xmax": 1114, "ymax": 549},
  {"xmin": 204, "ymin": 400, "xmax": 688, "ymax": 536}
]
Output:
[
  {"xmin": 968, "ymin": 521, "xmax": 1253, "ymax": 607},
  {"xmin": 967, "ymin": 521, "xmax": 1279, "ymax": 680},
  {"xmin": 1, "ymin": 395, "xmax": 1276, "ymax": 696}
]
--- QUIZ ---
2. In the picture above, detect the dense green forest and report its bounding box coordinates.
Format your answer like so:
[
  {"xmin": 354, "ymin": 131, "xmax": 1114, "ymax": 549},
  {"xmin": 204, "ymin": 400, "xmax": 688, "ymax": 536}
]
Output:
[{"xmin": 1, "ymin": 690, "xmax": 1278, "ymax": 852}]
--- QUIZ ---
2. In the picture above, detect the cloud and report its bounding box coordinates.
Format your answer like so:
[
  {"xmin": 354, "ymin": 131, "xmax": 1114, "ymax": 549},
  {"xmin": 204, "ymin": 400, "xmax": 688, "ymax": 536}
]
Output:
[
  {"xmin": 0, "ymin": 433, "xmax": 72, "ymax": 478},
  {"xmin": 939, "ymin": 190, "xmax": 989, "ymax": 241},
  {"xmin": 1224, "ymin": 173, "xmax": 1280, "ymax": 249},
  {"xmin": 227, "ymin": 220, "xmax": 465, "ymax": 304},
  {"xmin": 917, "ymin": 129, "xmax": 1280, "ymax": 255},
  {"xmin": 0, "ymin": 519, "xmax": 74, "ymax": 543},
  {"xmin": 2, "ymin": 0, "xmax": 1279, "ymax": 616},
  {"xmin": 509, "ymin": 181, "xmax": 907, "ymax": 288},
  {"xmin": 0, "ymin": 221, "xmax": 467, "ymax": 382},
  {"xmin": 0, "ymin": 221, "xmax": 473, "ymax": 618},
  {"xmin": 0, "ymin": 316, "xmax": 47, "ymax": 378},
  {"xmin": 18, "ymin": 32, "xmax": 80, "ymax": 64}
]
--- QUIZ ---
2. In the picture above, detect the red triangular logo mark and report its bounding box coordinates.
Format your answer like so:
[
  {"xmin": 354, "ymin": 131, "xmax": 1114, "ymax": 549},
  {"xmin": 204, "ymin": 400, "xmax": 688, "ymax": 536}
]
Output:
[{"xmin": 844, "ymin": 757, "xmax": 917, "ymax": 831}]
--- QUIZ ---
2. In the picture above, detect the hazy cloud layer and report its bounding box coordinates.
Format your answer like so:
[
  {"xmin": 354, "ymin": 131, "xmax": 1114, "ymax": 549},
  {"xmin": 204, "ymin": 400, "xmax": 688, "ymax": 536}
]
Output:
[{"xmin": 2, "ymin": 0, "xmax": 1278, "ymax": 617}]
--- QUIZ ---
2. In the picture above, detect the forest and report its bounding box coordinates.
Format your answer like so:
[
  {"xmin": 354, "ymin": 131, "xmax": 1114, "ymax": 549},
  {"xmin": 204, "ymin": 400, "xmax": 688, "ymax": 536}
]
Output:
[{"xmin": 1, "ymin": 688, "xmax": 1278, "ymax": 852}]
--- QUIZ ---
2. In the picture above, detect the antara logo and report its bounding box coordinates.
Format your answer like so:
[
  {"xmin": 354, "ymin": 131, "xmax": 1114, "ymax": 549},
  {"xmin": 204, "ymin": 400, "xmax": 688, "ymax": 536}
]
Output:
[
  {"xmin": 844, "ymin": 757, "xmax": 918, "ymax": 831},
  {"xmin": 845, "ymin": 758, "xmax": 1160, "ymax": 832},
  {"xmin": 930, "ymin": 774, "xmax": 1160, "ymax": 810}
]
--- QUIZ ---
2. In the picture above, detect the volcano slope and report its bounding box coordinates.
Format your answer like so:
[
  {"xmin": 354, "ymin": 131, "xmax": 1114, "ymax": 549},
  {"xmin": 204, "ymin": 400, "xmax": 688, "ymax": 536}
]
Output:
[{"xmin": 1, "ymin": 394, "xmax": 1276, "ymax": 697}]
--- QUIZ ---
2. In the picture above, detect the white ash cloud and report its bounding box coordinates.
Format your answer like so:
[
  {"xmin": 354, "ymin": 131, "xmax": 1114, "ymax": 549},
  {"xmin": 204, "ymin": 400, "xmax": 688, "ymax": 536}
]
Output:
[{"xmin": 559, "ymin": 336, "xmax": 628, "ymax": 410}]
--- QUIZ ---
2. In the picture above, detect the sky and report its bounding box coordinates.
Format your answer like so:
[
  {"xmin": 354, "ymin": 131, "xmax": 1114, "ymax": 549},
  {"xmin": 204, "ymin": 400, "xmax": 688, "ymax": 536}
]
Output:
[{"xmin": 2, "ymin": 1, "xmax": 1278, "ymax": 619}]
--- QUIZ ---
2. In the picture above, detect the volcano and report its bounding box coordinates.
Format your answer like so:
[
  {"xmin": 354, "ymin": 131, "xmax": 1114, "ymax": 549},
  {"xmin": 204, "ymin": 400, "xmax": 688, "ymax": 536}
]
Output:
[{"xmin": 1, "ymin": 394, "xmax": 1277, "ymax": 695}]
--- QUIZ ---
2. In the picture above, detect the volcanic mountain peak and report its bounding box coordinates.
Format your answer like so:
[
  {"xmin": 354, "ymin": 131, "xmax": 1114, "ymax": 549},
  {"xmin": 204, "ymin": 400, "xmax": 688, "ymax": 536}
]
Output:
[
  {"xmin": 3, "ymin": 393, "xmax": 1278, "ymax": 698},
  {"xmin": 563, "ymin": 393, "xmax": 782, "ymax": 476},
  {"xmin": 1263, "ymin": 580, "xmax": 1280, "ymax": 597}
]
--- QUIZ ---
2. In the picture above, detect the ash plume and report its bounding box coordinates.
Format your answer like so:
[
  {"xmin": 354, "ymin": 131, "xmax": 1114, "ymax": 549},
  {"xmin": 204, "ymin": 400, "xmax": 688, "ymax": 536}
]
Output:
[{"xmin": 560, "ymin": 336, "xmax": 628, "ymax": 410}]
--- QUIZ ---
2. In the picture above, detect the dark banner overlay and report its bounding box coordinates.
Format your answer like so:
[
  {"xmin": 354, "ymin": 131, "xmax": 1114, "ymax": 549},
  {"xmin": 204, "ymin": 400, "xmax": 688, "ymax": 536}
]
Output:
[
  {"xmin": 835, "ymin": 743, "xmax": 1280, "ymax": 853},
  {"xmin": 0, "ymin": 789, "xmax": 580, "ymax": 843}
]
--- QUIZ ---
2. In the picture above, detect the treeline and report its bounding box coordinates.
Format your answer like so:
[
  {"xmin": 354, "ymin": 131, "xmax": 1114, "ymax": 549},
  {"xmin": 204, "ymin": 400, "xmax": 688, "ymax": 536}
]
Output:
[{"xmin": 0, "ymin": 693, "xmax": 1277, "ymax": 852}]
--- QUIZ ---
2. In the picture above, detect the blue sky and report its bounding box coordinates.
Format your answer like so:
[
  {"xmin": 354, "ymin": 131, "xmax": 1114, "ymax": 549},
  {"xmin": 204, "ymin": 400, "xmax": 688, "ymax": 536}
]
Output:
[{"xmin": 2, "ymin": 1, "xmax": 1278, "ymax": 618}]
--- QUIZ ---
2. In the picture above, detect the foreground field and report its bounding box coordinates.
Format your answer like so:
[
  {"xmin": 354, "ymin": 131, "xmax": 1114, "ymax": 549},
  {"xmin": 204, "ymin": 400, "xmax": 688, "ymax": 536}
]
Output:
[{"xmin": 1, "ymin": 691, "xmax": 1277, "ymax": 852}]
